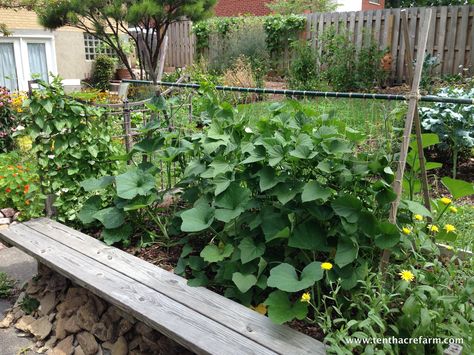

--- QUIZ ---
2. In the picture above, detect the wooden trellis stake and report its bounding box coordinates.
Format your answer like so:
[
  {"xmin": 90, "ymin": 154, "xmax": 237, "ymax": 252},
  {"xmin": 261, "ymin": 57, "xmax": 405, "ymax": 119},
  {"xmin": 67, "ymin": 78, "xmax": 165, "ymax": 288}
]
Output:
[
  {"xmin": 380, "ymin": 8, "xmax": 434, "ymax": 273},
  {"xmin": 400, "ymin": 9, "xmax": 432, "ymax": 213}
]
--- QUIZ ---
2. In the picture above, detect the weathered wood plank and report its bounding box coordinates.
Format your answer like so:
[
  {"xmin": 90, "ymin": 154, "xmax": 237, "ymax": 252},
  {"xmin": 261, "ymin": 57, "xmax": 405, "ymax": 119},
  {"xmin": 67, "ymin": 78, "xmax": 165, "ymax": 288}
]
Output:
[
  {"xmin": 0, "ymin": 223, "xmax": 278, "ymax": 355},
  {"xmin": 425, "ymin": 7, "xmax": 437, "ymax": 57},
  {"xmin": 445, "ymin": 6, "xmax": 459, "ymax": 73},
  {"xmin": 23, "ymin": 218, "xmax": 326, "ymax": 355},
  {"xmin": 437, "ymin": 6, "xmax": 448, "ymax": 75},
  {"xmin": 391, "ymin": 8, "xmax": 401, "ymax": 82},
  {"xmin": 374, "ymin": 10, "xmax": 382, "ymax": 44},
  {"xmin": 455, "ymin": 6, "xmax": 469, "ymax": 71}
]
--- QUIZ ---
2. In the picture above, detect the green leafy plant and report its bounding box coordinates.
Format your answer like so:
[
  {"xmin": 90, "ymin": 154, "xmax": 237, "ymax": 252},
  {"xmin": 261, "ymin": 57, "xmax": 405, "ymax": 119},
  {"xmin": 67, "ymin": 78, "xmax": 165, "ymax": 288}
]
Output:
[
  {"xmin": 92, "ymin": 54, "xmax": 116, "ymax": 92},
  {"xmin": 288, "ymin": 41, "xmax": 320, "ymax": 90},
  {"xmin": 78, "ymin": 97, "xmax": 189, "ymax": 246},
  {"xmin": 0, "ymin": 272, "xmax": 15, "ymax": 298},
  {"xmin": 23, "ymin": 77, "xmax": 120, "ymax": 222},
  {"xmin": 420, "ymin": 87, "xmax": 474, "ymax": 178},
  {"xmin": 19, "ymin": 294, "xmax": 40, "ymax": 314},
  {"xmin": 319, "ymin": 28, "xmax": 385, "ymax": 91},
  {"xmin": 403, "ymin": 133, "xmax": 442, "ymax": 200},
  {"xmin": 0, "ymin": 86, "xmax": 17, "ymax": 153},
  {"xmin": 266, "ymin": 0, "xmax": 338, "ymax": 14},
  {"xmin": 420, "ymin": 54, "xmax": 441, "ymax": 93},
  {"xmin": 174, "ymin": 89, "xmax": 402, "ymax": 324},
  {"xmin": 263, "ymin": 14, "xmax": 306, "ymax": 54}
]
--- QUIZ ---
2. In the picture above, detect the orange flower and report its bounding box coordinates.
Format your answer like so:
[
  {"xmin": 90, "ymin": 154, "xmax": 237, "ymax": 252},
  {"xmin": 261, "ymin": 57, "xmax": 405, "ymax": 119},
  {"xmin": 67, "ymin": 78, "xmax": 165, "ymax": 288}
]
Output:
[
  {"xmin": 25, "ymin": 200, "xmax": 30, "ymax": 205},
  {"xmin": 24, "ymin": 184, "xmax": 30, "ymax": 193},
  {"xmin": 0, "ymin": 176, "xmax": 4, "ymax": 179},
  {"xmin": 5, "ymin": 187, "xmax": 11, "ymax": 193},
  {"xmin": 16, "ymin": 165, "xmax": 23, "ymax": 170},
  {"xmin": 13, "ymin": 173, "xmax": 17, "ymax": 177}
]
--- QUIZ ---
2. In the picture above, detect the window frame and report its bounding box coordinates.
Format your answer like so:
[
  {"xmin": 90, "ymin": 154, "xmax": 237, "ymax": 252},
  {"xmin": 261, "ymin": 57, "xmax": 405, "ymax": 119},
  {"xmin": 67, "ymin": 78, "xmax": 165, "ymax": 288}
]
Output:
[
  {"xmin": 83, "ymin": 33, "xmax": 115, "ymax": 61},
  {"xmin": 0, "ymin": 35, "xmax": 56, "ymax": 91}
]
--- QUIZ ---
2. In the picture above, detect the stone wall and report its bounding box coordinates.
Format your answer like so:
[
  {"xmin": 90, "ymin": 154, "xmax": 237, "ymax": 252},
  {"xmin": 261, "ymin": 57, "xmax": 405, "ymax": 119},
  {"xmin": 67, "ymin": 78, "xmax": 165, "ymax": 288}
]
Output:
[{"xmin": 0, "ymin": 264, "xmax": 193, "ymax": 355}]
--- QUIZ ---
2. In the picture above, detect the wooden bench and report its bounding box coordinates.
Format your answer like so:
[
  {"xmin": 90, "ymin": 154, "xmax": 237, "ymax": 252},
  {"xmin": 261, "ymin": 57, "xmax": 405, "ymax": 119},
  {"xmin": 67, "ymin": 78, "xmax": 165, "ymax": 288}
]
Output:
[{"xmin": 0, "ymin": 218, "xmax": 326, "ymax": 355}]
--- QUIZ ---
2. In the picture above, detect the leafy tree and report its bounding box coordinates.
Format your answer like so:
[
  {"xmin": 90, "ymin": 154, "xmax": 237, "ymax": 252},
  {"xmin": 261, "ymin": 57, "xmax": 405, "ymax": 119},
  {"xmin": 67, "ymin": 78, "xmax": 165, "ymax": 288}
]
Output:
[
  {"xmin": 36, "ymin": 0, "xmax": 216, "ymax": 82},
  {"xmin": 385, "ymin": 0, "xmax": 473, "ymax": 7},
  {"xmin": 266, "ymin": 0, "xmax": 338, "ymax": 15}
]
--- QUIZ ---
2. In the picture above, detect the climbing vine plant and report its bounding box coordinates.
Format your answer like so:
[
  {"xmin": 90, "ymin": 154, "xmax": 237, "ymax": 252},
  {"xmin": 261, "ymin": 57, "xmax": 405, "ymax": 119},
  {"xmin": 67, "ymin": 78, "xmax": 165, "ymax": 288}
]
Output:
[
  {"xmin": 263, "ymin": 14, "xmax": 306, "ymax": 53},
  {"xmin": 193, "ymin": 15, "xmax": 306, "ymax": 54}
]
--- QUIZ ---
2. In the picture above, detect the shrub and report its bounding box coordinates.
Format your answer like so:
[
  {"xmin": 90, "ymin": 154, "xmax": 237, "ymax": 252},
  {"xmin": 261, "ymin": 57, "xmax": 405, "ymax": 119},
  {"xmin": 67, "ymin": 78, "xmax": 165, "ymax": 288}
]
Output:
[
  {"xmin": 288, "ymin": 41, "xmax": 320, "ymax": 90},
  {"xmin": 222, "ymin": 57, "xmax": 259, "ymax": 103},
  {"xmin": 208, "ymin": 20, "xmax": 270, "ymax": 85},
  {"xmin": 92, "ymin": 54, "xmax": 116, "ymax": 91},
  {"xmin": 23, "ymin": 77, "xmax": 120, "ymax": 222},
  {"xmin": 174, "ymin": 89, "xmax": 403, "ymax": 323},
  {"xmin": 420, "ymin": 86, "xmax": 474, "ymax": 178},
  {"xmin": 319, "ymin": 28, "xmax": 385, "ymax": 91},
  {"xmin": 355, "ymin": 36, "xmax": 386, "ymax": 90},
  {"xmin": 319, "ymin": 29, "xmax": 357, "ymax": 91}
]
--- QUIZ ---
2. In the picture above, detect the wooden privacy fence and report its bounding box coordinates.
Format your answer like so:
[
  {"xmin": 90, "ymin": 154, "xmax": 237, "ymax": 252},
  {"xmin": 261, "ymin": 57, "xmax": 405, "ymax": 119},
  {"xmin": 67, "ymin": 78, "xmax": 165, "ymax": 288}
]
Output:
[
  {"xmin": 164, "ymin": 5, "xmax": 474, "ymax": 84},
  {"xmin": 304, "ymin": 5, "xmax": 474, "ymax": 83},
  {"xmin": 165, "ymin": 20, "xmax": 195, "ymax": 69}
]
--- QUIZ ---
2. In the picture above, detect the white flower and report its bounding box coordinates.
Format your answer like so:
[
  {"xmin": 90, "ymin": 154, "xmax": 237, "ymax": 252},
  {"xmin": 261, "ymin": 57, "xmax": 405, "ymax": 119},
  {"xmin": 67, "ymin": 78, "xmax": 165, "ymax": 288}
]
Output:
[
  {"xmin": 15, "ymin": 125, "xmax": 25, "ymax": 131},
  {"xmin": 244, "ymin": 127, "xmax": 253, "ymax": 133},
  {"xmin": 47, "ymin": 154, "xmax": 55, "ymax": 159}
]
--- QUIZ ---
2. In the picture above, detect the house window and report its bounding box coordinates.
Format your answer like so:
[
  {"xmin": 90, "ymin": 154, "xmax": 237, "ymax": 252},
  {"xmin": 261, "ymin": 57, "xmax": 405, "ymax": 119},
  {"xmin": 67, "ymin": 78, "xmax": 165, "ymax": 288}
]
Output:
[
  {"xmin": 83, "ymin": 33, "xmax": 115, "ymax": 61},
  {"xmin": 0, "ymin": 43, "xmax": 19, "ymax": 90},
  {"xmin": 0, "ymin": 37, "xmax": 55, "ymax": 91},
  {"xmin": 27, "ymin": 43, "xmax": 49, "ymax": 83}
]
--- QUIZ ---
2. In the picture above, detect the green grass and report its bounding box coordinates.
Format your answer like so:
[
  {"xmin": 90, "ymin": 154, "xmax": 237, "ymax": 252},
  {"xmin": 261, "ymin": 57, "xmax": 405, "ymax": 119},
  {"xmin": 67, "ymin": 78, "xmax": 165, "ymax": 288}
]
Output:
[{"xmin": 443, "ymin": 205, "xmax": 474, "ymax": 252}]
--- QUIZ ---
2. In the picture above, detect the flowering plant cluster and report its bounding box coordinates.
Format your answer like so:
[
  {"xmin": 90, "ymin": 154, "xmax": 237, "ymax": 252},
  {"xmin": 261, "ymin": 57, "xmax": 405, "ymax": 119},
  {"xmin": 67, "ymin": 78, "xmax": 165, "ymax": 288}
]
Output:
[
  {"xmin": 0, "ymin": 87, "xmax": 15, "ymax": 153},
  {"xmin": 400, "ymin": 196, "xmax": 459, "ymax": 248},
  {"xmin": 0, "ymin": 153, "xmax": 43, "ymax": 220}
]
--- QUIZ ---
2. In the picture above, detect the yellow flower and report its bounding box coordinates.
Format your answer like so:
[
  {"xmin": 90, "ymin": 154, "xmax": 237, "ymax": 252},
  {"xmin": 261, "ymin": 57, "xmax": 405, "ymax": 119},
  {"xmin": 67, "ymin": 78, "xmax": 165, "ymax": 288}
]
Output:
[
  {"xmin": 414, "ymin": 214, "xmax": 423, "ymax": 221},
  {"xmin": 399, "ymin": 270, "xmax": 415, "ymax": 282},
  {"xmin": 16, "ymin": 136, "xmax": 33, "ymax": 152},
  {"xmin": 428, "ymin": 225, "xmax": 439, "ymax": 233},
  {"xmin": 440, "ymin": 197, "xmax": 452, "ymax": 205},
  {"xmin": 300, "ymin": 292, "xmax": 311, "ymax": 303},
  {"xmin": 321, "ymin": 262, "xmax": 333, "ymax": 270},
  {"xmin": 449, "ymin": 206, "xmax": 458, "ymax": 213},
  {"xmin": 252, "ymin": 304, "xmax": 267, "ymax": 315},
  {"xmin": 444, "ymin": 224, "xmax": 456, "ymax": 233},
  {"xmin": 402, "ymin": 227, "xmax": 412, "ymax": 235},
  {"xmin": 445, "ymin": 245, "xmax": 453, "ymax": 250}
]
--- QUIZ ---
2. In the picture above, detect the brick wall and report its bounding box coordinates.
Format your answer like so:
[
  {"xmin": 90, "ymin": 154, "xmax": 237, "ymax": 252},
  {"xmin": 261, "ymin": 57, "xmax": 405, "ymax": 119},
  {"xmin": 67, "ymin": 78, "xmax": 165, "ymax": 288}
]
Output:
[
  {"xmin": 362, "ymin": 0, "xmax": 385, "ymax": 11},
  {"xmin": 214, "ymin": 0, "xmax": 272, "ymax": 17}
]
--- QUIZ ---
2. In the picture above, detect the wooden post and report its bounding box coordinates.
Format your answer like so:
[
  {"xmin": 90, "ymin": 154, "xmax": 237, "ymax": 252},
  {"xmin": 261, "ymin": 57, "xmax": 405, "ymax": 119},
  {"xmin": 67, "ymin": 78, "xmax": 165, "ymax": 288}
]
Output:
[
  {"xmin": 380, "ymin": 9, "xmax": 433, "ymax": 273},
  {"xmin": 157, "ymin": 33, "xmax": 169, "ymax": 82},
  {"xmin": 401, "ymin": 10, "xmax": 432, "ymax": 213},
  {"xmin": 123, "ymin": 100, "xmax": 132, "ymax": 164}
]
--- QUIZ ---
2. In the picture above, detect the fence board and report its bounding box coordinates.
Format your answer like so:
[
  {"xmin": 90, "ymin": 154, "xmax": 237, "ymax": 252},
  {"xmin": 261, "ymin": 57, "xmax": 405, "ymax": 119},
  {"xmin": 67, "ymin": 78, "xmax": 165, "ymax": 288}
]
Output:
[
  {"xmin": 436, "ymin": 7, "xmax": 448, "ymax": 75},
  {"xmin": 456, "ymin": 6, "xmax": 469, "ymax": 71}
]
